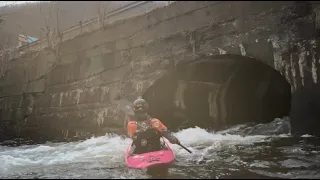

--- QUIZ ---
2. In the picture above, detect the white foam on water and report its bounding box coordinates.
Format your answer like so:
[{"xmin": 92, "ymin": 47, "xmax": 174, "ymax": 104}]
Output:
[
  {"xmin": 148, "ymin": 126, "xmax": 271, "ymax": 166},
  {"xmin": 301, "ymin": 134, "xmax": 314, "ymax": 138},
  {"xmin": 0, "ymin": 126, "xmax": 275, "ymax": 177}
]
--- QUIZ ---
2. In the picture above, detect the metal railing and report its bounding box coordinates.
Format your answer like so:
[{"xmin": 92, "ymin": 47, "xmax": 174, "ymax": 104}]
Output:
[
  {"xmin": 12, "ymin": 1, "xmax": 168, "ymax": 55},
  {"xmin": 0, "ymin": 1, "xmax": 174, "ymax": 68}
]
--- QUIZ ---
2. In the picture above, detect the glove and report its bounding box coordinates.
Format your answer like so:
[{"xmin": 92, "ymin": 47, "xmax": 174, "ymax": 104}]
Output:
[
  {"xmin": 170, "ymin": 136, "xmax": 180, "ymax": 144},
  {"xmin": 132, "ymin": 133, "xmax": 138, "ymax": 141}
]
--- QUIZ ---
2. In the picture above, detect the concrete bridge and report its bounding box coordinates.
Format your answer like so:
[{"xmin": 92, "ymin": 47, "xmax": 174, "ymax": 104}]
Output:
[{"xmin": 0, "ymin": 1, "xmax": 319, "ymax": 141}]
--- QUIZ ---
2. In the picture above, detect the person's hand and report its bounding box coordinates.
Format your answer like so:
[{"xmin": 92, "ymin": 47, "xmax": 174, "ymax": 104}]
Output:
[
  {"xmin": 176, "ymin": 138, "xmax": 180, "ymax": 145},
  {"xmin": 132, "ymin": 133, "xmax": 138, "ymax": 141},
  {"xmin": 171, "ymin": 136, "xmax": 180, "ymax": 144}
]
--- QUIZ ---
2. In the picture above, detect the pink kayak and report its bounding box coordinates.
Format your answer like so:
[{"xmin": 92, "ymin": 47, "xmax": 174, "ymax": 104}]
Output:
[{"xmin": 125, "ymin": 141, "xmax": 175, "ymax": 169}]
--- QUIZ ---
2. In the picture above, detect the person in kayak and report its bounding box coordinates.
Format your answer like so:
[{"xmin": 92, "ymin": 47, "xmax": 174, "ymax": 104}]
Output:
[{"xmin": 127, "ymin": 98, "xmax": 180, "ymax": 155}]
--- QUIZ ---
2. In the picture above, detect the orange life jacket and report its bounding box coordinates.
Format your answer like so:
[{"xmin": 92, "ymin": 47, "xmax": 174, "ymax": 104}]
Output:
[{"xmin": 127, "ymin": 118, "xmax": 167, "ymax": 138}]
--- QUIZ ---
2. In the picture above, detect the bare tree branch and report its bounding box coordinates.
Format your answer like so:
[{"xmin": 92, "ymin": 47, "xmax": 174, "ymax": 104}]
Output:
[
  {"xmin": 55, "ymin": 1, "xmax": 62, "ymax": 42},
  {"xmin": 53, "ymin": 1, "xmax": 62, "ymax": 63},
  {"xmin": 96, "ymin": 1, "xmax": 102, "ymax": 28},
  {"xmin": 0, "ymin": 1, "xmax": 19, "ymax": 9},
  {"xmin": 0, "ymin": 2, "xmax": 19, "ymax": 24},
  {"xmin": 96, "ymin": 1, "xmax": 108, "ymax": 28},
  {"xmin": 0, "ymin": 1, "xmax": 19, "ymax": 18},
  {"xmin": 38, "ymin": 1, "xmax": 55, "ymax": 49}
]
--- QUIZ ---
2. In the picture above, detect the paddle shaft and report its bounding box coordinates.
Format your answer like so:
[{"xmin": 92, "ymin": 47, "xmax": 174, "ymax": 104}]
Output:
[
  {"xmin": 177, "ymin": 142, "xmax": 192, "ymax": 154},
  {"xmin": 161, "ymin": 137, "xmax": 192, "ymax": 154}
]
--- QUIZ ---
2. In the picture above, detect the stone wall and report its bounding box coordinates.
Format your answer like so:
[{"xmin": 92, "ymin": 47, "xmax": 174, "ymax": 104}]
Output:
[{"xmin": 0, "ymin": 1, "xmax": 320, "ymax": 141}]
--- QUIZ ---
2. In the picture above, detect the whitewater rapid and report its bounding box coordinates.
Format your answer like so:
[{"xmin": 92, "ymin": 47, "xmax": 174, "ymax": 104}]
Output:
[{"xmin": 0, "ymin": 120, "xmax": 319, "ymax": 179}]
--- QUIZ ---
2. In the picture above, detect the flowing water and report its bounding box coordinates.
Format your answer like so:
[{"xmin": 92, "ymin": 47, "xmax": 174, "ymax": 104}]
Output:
[{"xmin": 0, "ymin": 118, "xmax": 319, "ymax": 179}]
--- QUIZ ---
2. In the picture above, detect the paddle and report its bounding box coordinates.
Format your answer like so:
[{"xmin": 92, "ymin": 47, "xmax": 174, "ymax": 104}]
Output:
[
  {"xmin": 161, "ymin": 136, "xmax": 192, "ymax": 154},
  {"xmin": 177, "ymin": 142, "xmax": 192, "ymax": 154}
]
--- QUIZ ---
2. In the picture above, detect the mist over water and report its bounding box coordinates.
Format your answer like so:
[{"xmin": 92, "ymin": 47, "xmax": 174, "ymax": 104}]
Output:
[{"xmin": 0, "ymin": 118, "xmax": 319, "ymax": 179}]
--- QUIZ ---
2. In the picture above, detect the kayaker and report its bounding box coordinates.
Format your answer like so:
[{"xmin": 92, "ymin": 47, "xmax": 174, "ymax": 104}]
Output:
[{"xmin": 127, "ymin": 97, "xmax": 180, "ymax": 155}]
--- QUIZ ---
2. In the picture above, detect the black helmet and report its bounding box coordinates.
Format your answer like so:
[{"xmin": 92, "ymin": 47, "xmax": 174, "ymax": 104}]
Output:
[{"xmin": 132, "ymin": 98, "xmax": 149, "ymax": 113}]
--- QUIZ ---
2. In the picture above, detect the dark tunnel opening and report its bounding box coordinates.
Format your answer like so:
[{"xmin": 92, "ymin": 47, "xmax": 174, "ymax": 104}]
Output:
[{"xmin": 142, "ymin": 55, "xmax": 291, "ymax": 131}]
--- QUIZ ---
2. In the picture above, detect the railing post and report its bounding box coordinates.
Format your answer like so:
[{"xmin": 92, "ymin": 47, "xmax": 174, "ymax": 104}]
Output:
[{"xmin": 79, "ymin": 20, "xmax": 83, "ymax": 35}]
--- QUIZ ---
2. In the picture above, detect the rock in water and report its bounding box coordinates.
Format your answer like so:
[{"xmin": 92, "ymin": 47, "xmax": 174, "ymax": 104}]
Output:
[{"xmin": 290, "ymin": 83, "xmax": 320, "ymax": 137}]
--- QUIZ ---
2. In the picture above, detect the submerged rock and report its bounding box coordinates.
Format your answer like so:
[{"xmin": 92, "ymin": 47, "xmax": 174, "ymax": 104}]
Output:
[{"xmin": 218, "ymin": 117, "xmax": 291, "ymax": 136}]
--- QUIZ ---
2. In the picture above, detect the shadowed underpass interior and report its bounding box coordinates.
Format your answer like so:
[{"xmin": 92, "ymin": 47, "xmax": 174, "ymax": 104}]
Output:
[{"xmin": 142, "ymin": 55, "xmax": 291, "ymax": 131}]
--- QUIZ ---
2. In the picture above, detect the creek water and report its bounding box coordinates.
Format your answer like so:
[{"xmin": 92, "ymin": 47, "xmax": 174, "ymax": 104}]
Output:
[{"xmin": 0, "ymin": 118, "xmax": 319, "ymax": 179}]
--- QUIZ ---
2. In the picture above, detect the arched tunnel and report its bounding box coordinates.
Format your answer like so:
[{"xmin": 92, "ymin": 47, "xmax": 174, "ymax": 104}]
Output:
[{"xmin": 142, "ymin": 55, "xmax": 291, "ymax": 131}]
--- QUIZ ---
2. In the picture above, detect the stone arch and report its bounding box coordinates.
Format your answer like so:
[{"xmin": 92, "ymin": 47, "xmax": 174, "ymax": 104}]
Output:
[{"xmin": 142, "ymin": 54, "xmax": 291, "ymax": 131}]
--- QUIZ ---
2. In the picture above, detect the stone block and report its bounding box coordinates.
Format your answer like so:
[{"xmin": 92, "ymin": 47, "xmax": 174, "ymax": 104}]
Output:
[
  {"xmin": 47, "ymin": 65, "xmax": 70, "ymax": 86},
  {"xmin": 60, "ymin": 90, "xmax": 82, "ymax": 106},
  {"xmin": 78, "ymin": 87, "xmax": 108, "ymax": 104},
  {"xmin": 50, "ymin": 93, "xmax": 63, "ymax": 107},
  {"xmin": 85, "ymin": 56, "xmax": 106, "ymax": 78},
  {"xmin": 26, "ymin": 78, "xmax": 46, "ymax": 93},
  {"xmin": 1, "ymin": 109, "xmax": 12, "ymax": 121},
  {"xmin": 99, "ymin": 65, "xmax": 129, "ymax": 84},
  {"xmin": 25, "ymin": 52, "xmax": 54, "ymax": 82},
  {"xmin": 35, "ymin": 94, "xmax": 52, "ymax": 108},
  {"xmin": 0, "ymin": 84, "xmax": 25, "ymax": 97},
  {"xmin": 85, "ymin": 41, "xmax": 116, "ymax": 58},
  {"xmin": 7, "ymin": 96, "xmax": 23, "ymax": 109}
]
